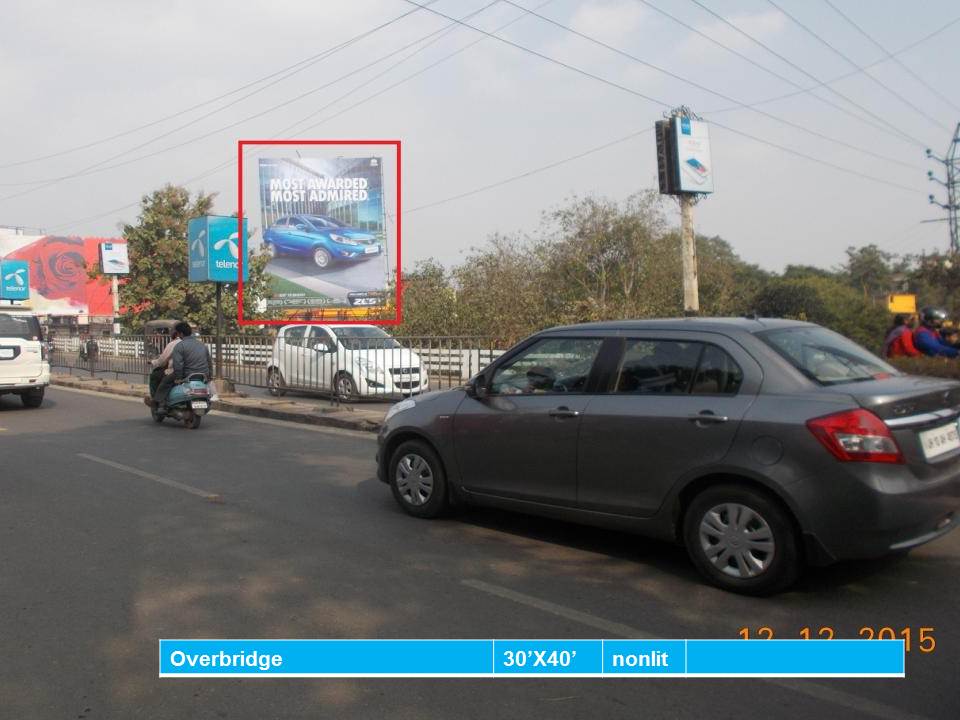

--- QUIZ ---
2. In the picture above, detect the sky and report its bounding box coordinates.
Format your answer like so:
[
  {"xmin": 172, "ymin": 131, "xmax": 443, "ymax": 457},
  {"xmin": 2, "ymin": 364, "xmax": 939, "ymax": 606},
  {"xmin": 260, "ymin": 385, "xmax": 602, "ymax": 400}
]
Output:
[{"xmin": 0, "ymin": 0, "xmax": 958, "ymax": 274}]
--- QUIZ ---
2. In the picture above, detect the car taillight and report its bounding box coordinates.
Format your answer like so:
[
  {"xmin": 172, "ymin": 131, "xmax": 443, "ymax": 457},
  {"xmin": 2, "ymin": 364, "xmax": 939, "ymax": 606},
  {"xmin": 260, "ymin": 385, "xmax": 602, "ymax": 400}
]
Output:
[
  {"xmin": 41, "ymin": 344, "xmax": 48, "ymax": 361},
  {"xmin": 806, "ymin": 408, "xmax": 904, "ymax": 464}
]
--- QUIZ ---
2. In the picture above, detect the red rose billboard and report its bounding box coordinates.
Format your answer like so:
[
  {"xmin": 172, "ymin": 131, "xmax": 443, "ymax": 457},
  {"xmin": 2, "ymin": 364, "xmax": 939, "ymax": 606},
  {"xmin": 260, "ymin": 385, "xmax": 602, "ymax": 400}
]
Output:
[{"xmin": 0, "ymin": 232, "xmax": 123, "ymax": 315}]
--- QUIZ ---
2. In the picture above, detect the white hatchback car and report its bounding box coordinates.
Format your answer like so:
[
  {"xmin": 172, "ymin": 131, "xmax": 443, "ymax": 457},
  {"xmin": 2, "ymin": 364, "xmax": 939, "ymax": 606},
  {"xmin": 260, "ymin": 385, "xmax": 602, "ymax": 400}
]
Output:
[
  {"xmin": 267, "ymin": 324, "xmax": 429, "ymax": 400},
  {"xmin": 0, "ymin": 310, "xmax": 50, "ymax": 408}
]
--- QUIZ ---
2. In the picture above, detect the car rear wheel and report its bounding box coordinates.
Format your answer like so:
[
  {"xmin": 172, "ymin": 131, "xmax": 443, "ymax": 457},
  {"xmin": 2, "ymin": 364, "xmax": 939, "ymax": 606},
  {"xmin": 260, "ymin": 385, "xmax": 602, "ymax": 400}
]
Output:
[
  {"xmin": 267, "ymin": 368, "xmax": 287, "ymax": 397},
  {"xmin": 20, "ymin": 388, "xmax": 44, "ymax": 408},
  {"xmin": 389, "ymin": 440, "xmax": 449, "ymax": 518},
  {"xmin": 313, "ymin": 247, "xmax": 332, "ymax": 269},
  {"xmin": 683, "ymin": 484, "xmax": 801, "ymax": 595},
  {"xmin": 265, "ymin": 242, "xmax": 277, "ymax": 259}
]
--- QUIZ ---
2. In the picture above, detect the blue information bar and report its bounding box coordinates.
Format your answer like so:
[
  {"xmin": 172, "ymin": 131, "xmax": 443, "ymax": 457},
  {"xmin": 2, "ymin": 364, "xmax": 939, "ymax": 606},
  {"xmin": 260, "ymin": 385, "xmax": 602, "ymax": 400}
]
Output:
[{"xmin": 159, "ymin": 639, "xmax": 904, "ymax": 678}]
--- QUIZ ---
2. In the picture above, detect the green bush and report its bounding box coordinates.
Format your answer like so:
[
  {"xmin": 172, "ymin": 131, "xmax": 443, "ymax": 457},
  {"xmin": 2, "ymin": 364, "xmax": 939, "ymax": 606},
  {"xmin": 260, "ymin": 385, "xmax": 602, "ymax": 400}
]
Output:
[{"xmin": 888, "ymin": 355, "xmax": 960, "ymax": 380}]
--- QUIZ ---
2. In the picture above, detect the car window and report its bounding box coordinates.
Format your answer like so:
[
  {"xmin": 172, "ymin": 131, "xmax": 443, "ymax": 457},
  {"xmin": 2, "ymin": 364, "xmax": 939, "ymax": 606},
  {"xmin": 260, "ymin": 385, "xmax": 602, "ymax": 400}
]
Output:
[
  {"xmin": 0, "ymin": 313, "xmax": 43, "ymax": 341},
  {"xmin": 490, "ymin": 337, "xmax": 603, "ymax": 395},
  {"xmin": 615, "ymin": 339, "xmax": 703, "ymax": 394},
  {"xmin": 284, "ymin": 326, "xmax": 306, "ymax": 346},
  {"xmin": 758, "ymin": 326, "xmax": 896, "ymax": 386},
  {"xmin": 308, "ymin": 327, "xmax": 334, "ymax": 350},
  {"xmin": 690, "ymin": 344, "xmax": 743, "ymax": 395}
]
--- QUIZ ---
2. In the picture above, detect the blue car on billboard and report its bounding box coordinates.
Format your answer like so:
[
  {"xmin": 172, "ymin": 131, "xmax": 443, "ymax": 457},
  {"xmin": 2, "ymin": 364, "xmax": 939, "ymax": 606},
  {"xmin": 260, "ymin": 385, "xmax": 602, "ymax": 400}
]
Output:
[{"xmin": 262, "ymin": 214, "xmax": 382, "ymax": 269}]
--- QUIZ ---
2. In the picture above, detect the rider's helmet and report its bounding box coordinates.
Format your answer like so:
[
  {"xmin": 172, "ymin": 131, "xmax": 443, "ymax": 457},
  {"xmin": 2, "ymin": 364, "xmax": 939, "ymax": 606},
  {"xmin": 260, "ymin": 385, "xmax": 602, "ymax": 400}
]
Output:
[{"xmin": 920, "ymin": 306, "xmax": 949, "ymax": 329}]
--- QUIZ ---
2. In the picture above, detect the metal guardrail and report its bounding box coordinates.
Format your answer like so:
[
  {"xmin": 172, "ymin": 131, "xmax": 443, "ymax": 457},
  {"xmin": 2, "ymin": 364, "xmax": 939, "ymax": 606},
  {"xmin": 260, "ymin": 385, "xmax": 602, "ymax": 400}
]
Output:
[{"xmin": 49, "ymin": 334, "xmax": 504, "ymax": 402}]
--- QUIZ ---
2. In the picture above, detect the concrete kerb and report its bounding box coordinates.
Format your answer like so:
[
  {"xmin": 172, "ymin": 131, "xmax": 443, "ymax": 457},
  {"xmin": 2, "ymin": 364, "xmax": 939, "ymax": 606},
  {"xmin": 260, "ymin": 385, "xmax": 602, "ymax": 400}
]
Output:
[{"xmin": 50, "ymin": 375, "xmax": 383, "ymax": 433}]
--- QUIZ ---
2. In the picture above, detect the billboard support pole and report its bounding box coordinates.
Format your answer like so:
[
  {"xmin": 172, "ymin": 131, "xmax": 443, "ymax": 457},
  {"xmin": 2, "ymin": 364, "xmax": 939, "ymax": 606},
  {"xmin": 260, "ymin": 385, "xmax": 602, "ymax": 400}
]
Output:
[
  {"xmin": 111, "ymin": 275, "xmax": 120, "ymax": 335},
  {"xmin": 680, "ymin": 194, "xmax": 699, "ymax": 316},
  {"xmin": 215, "ymin": 281, "xmax": 223, "ymax": 380}
]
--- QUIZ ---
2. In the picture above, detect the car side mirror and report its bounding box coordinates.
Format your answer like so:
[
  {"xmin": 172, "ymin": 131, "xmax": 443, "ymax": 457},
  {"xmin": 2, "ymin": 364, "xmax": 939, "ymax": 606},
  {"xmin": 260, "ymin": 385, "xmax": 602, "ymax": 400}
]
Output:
[
  {"xmin": 467, "ymin": 374, "xmax": 489, "ymax": 399},
  {"xmin": 295, "ymin": 224, "xmax": 308, "ymax": 231}
]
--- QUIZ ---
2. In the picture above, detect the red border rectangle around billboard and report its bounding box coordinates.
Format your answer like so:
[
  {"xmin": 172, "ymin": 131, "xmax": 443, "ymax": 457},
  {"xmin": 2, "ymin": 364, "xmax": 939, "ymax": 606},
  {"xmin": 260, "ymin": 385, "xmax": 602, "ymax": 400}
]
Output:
[{"xmin": 236, "ymin": 139, "xmax": 402, "ymax": 326}]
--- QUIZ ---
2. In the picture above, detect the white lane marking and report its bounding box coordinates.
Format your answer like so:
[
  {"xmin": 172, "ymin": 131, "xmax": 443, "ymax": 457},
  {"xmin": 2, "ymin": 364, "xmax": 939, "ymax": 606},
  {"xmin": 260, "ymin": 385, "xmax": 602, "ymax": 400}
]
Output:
[
  {"xmin": 77, "ymin": 453, "xmax": 221, "ymax": 501},
  {"xmin": 463, "ymin": 579, "xmax": 930, "ymax": 720},
  {"xmin": 462, "ymin": 579, "xmax": 654, "ymax": 638},
  {"xmin": 51, "ymin": 385, "xmax": 374, "ymax": 440}
]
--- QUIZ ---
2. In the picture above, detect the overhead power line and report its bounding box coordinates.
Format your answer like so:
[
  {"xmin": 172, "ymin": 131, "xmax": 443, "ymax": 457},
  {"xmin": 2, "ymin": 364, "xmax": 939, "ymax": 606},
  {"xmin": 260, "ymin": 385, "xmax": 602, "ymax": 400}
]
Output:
[
  {"xmin": 820, "ymin": 0, "xmax": 960, "ymax": 114},
  {"xmin": 639, "ymin": 0, "xmax": 960, "ymax": 142},
  {"xmin": 406, "ymin": 129, "xmax": 653, "ymax": 213},
  {"xmin": 0, "ymin": 2, "xmax": 438, "ymax": 171},
  {"xmin": 499, "ymin": 0, "xmax": 920, "ymax": 170},
  {"xmin": 0, "ymin": 0, "xmax": 484, "ymax": 200},
  {"xmin": 42, "ymin": 0, "xmax": 927, "ymax": 234},
  {"xmin": 401, "ymin": 0, "xmax": 920, "ymax": 193},
  {"xmin": 687, "ymin": 0, "xmax": 931, "ymax": 148},
  {"xmin": 764, "ymin": 0, "xmax": 950, "ymax": 132},
  {"xmin": 41, "ymin": 0, "xmax": 556, "ymax": 233}
]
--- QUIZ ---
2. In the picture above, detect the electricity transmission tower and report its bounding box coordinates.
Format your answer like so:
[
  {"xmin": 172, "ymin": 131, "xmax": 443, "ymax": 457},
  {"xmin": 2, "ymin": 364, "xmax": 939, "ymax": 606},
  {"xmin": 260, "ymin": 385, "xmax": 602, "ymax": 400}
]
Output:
[{"xmin": 927, "ymin": 122, "xmax": 960, "ymax": 254}]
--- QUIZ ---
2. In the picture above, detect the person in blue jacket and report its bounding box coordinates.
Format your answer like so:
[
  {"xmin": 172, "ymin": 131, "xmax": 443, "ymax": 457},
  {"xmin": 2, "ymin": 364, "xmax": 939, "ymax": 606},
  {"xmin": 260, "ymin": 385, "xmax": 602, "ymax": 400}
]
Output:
[{"xmin": 913, "ymin": 307, "xmax": 959, "ymax": 358}]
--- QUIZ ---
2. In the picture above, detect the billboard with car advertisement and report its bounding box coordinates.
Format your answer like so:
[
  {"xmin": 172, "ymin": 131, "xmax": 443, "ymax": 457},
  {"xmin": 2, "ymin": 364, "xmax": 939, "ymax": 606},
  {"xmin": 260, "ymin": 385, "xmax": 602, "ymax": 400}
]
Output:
[
  {"xmin": 239, "ymin": 141, "xmax": 397, "ymax": 325},
  {"xmin": 0, "ymin": 231, "xmax": 124, "ymax": 315}
]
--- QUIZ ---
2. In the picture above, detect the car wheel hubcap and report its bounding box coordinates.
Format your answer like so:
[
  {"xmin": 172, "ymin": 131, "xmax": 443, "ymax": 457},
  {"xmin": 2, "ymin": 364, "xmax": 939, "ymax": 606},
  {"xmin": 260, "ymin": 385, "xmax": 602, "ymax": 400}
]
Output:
[
  {"xmin": 337, "ymin": 377, "xmax": 352, "ymax": 397},
  {"xmin": 699, "ymin": 503, "xmax": 775, "ymax": 579},
  {"xmin": 314, "ymin": 249, "xmax": 329, "ymax": 267},
  {"xmin": 395, "ymin": 454, "xmax": 433, "ymax": 506}
]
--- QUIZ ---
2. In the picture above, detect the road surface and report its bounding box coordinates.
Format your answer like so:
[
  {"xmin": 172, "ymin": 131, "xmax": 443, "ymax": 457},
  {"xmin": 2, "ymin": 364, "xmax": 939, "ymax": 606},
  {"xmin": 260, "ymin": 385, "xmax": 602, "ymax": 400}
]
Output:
[{"xmin": 1, "ymin": 388, "xmax": 958, "ymax": 719}]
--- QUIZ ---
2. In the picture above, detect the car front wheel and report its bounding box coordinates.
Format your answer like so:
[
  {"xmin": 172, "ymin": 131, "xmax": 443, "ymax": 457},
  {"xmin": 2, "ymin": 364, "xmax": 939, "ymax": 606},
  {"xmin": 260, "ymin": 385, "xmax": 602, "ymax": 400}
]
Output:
[
  {"xmin": 267, "ymin": 368, "xmax": 287, "ymax": 397},
  {"xmin": 389, "ymin": 440, "xmax": 449, "ymax": 518},
  {"xmin": 313, "ymin": 247, "xmax": 332, "ymax": 269},
  {"xmin": 683, "ymin": 484, "xmax": 801, "ymax": 595}
]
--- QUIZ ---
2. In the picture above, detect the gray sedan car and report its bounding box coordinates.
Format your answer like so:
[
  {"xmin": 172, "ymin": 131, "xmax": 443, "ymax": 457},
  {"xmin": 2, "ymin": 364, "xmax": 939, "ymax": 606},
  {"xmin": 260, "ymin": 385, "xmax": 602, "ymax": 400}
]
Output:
[{"xmin": 376, "ymin": 318, "xmax": 960, "ymax": 594}]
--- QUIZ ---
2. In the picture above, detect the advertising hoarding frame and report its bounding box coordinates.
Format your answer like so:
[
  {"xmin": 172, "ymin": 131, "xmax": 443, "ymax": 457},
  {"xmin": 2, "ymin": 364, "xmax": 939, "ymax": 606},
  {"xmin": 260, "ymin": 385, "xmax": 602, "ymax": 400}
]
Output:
[{"xmin": 236, "ymin": 139, "xmax": 401, "ymax": 327}]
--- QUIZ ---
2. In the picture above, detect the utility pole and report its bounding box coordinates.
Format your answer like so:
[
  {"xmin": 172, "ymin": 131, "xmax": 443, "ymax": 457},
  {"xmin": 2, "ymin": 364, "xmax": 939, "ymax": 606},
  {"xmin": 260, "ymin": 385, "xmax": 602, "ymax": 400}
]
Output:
[
  {"xmin": 679, "ymin": 193, "xmax": 699, "ymax": 315},
  {"xmin": 657, "ymin": 106, "xmax": 713, "ymax": 315},
  {"xmin": 926, "ymin": 122, "xmax": 960, "ymax": 254}
]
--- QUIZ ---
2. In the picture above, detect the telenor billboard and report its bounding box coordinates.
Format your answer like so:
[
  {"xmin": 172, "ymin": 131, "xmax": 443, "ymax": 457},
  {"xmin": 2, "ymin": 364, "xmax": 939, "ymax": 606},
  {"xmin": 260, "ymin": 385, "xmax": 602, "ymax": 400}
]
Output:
[
  {"xmin": 188, "ymin": 216, "xmax": 249, "ymax": 283},
  {"xmin": 1, "ymin": 260, "xmax": 30, "ymax": 301}
]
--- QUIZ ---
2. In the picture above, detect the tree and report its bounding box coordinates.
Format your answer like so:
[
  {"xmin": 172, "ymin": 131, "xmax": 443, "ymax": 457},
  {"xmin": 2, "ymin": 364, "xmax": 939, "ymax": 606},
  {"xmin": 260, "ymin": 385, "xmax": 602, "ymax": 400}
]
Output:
[
  {"xmin": 93, "ymin": 184, "xmax": 274, "ymax": 333},
  {"xmin": 754, "ymin": 276, "xmax": 888, "ymax": 351},
  {"xmin": 394, "ymin": 259, "xmax": 460, "ymax": 336},
  {"xmin": 842, "ymin": 244, "xmax": 895, "ymax": 305}
]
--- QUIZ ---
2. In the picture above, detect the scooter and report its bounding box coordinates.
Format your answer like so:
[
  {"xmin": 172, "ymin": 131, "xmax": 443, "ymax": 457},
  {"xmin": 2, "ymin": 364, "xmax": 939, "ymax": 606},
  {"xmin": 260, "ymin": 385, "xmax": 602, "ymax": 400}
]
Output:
[{"xmin": 149, "ymin": 374, "xmax": 211, "ymax": 429}]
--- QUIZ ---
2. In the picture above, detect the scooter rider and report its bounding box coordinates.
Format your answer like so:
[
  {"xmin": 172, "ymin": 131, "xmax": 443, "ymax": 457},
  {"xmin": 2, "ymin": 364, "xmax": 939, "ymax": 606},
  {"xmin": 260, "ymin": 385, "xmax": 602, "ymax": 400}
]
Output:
[
  {"xmin": 914, "ymin": 306, "xmax": 959, "ymax": 358},
  {"xmin": 154, "ymin": 322, "xmax": 213, "ymax": 412}
]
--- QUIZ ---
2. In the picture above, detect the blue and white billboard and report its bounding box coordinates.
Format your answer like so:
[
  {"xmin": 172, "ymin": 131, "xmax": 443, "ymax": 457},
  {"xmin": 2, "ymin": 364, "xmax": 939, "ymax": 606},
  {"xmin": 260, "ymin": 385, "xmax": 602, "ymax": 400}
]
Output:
[
  {"xmin": 0, "ymin": 259, "xmax": 30, "ymax": 301},
  {"xmin": 675, "ymin": 117, "xmax": 714, "ymax": 194},
  {"xmin": 188, "ymin": 216, "xmax": 248, "ymax": 283}
]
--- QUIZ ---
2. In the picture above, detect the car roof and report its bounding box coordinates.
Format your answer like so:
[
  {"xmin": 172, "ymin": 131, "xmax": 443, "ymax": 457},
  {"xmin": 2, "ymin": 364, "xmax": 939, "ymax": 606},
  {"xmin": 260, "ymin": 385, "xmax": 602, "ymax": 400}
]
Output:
[{"xmin": 542, "ymin": 317, "xmax": 815, "ymax": 336}]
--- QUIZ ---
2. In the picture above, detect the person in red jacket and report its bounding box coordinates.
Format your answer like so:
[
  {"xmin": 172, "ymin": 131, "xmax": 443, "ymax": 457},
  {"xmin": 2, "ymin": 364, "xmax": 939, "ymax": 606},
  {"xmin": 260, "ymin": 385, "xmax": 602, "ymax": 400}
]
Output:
[{"xmin": 883, "ymin": 313, "xmax": 921, "ymax": 358}]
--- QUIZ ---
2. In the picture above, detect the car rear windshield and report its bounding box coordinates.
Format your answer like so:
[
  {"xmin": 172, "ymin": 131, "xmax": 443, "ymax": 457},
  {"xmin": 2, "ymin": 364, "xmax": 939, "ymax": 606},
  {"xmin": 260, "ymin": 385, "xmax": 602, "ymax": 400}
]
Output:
[
  {"xmin": 0, "ymin": 313, "xmax": 43, "ymax": 341},
  {"xmin": 335, "ymin": 326, "xmax": 401, "ymax": 350},
  {"xmin": 757, "ymin": 326, "xmax": 897, "ymax": 386}
]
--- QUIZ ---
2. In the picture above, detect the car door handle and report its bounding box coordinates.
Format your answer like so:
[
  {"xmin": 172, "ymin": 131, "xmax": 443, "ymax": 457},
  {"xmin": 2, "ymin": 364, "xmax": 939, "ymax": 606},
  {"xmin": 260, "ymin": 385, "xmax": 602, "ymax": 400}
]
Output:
[
  {"xmin": 549, "ymin": 407, "xmax": 581, "ymax": 419},
  {"xmin": 688, "ymin": 412, "xmax": 729, "ymax": 424}
]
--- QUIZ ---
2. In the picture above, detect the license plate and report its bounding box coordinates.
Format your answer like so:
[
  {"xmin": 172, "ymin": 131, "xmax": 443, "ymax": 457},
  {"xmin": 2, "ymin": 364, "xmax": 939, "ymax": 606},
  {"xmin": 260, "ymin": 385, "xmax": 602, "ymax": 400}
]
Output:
[
  {"xmin": 364, "ymin": 245, "xmax": 380, "ymax": 254},
  {"xmin": 0, "ymin": 349, "xmax": 12, "ymax": 359},
  {"xmin": 919, "ymin": 422, "xmax": 960, "ymax": 460},
  {"xmin": 191, "ymin": 401, "xmax": 209, "ymax": 411}
]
